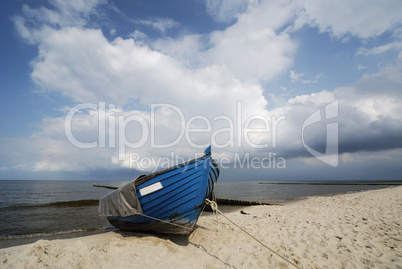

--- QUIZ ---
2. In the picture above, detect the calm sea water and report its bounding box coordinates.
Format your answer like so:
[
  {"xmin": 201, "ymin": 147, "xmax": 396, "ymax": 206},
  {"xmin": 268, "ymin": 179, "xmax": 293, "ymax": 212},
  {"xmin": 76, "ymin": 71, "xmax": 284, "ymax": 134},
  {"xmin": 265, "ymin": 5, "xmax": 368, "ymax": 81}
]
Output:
[{"xmin": 0, "ymin": 179, "xmax": 398, "ymax": 248}]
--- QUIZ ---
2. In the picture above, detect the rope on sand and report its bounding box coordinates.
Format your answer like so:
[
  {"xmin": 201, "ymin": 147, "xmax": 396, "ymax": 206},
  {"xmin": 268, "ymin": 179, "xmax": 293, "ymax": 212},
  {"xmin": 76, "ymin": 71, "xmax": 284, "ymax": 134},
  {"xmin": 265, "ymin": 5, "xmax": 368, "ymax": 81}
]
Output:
[{"xmin": 205, "ymin": 199, "xmax": 300, "ymax": 269}]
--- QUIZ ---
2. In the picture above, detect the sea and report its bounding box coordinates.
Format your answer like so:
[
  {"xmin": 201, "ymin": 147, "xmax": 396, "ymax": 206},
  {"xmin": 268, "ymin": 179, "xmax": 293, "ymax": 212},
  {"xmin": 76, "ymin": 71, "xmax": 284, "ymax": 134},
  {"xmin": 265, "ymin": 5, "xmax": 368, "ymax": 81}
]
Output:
[{"xmin": 0, "ymin": 179, "xmax": 400, "ymax": 248}]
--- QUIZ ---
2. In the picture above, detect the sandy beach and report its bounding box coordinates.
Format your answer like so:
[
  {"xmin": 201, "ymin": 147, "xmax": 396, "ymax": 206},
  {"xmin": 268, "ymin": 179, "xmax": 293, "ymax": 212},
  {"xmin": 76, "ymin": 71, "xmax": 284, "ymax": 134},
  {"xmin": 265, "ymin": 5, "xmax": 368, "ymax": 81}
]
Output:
[{"xmin": 1, "ymin": 186, "xmax": 401, "ymax": 269}]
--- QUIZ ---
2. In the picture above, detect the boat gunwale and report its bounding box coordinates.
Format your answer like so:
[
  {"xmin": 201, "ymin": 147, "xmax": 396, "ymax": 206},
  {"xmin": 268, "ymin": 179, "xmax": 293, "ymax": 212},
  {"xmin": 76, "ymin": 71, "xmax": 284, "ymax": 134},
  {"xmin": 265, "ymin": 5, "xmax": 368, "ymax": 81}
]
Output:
[{"xmin": 134, "ymin": 152, "xmax": 211, "ymax": 187}]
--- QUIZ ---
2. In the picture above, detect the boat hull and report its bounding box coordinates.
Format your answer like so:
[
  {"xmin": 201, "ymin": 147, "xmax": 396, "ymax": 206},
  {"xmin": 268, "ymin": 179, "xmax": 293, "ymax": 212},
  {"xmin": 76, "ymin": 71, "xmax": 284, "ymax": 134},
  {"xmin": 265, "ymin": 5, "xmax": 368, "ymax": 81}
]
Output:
[
  {"xmin": 108, "ymin": 212, "xmax": 200, "ymax": 234},
  {"xmin": 102, "ymin": 148, "xmax": 219, "ymax": 234}
]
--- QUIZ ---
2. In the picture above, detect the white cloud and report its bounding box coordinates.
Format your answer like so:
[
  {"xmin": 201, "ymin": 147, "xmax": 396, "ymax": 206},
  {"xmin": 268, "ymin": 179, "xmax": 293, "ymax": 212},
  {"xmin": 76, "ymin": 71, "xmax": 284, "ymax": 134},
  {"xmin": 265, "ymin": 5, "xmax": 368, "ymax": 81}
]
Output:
[
  {"xmin": 21, "ymin": 61, "xmax": 402, "ymax": 173},
  {"xmin": 11, "ymin": 1, "xmax": 275, "ymax": 171},
  {"xmin": 358, "ymin": 41, "xmax": 402, "ymax": 56},
  {"xmin": 6, "ymin": 0, "xmax": 402, "ymax": 176},
  {"xmin": 135, "ymin": 17, "xmax": 180, "ymax": 34},
  {"xmin": 290, "ymin": 70, "xmax": 322, "ymax": 84},
  {"xmin": 289, "ymin": 90, "xmax": 335, "ymax": 106},
  {"xmin": 357, "ymin": 65, "xmax": 366, "ymax": 71},
  {"xmin": 297, "ymin": 0, "xmax": 402, "ymax": 38},
  {"xmin": 204, "ymin": 0, "xmax": 249, "ymax": 23},
  {"xmin": 289, "ymin": 70, "xmax": 304, "ymax": 83},
  {"xmin": 129, "ymin": 30, "xmax": 148, "ymax": 41},
  {"xmin": 156, "ymin": 0, "xmax": 298, "ymax": 83},
  {"xmin": 12, "ymin": 0, "xmax": 105, "ymax": 44},
  {"xmin": 23, "ymin": 1, "xmax": 297, "ymax": 107},
  {"xmin": 206, "ymin": 0, "xmax": 402, "ymax": 39},
  {"xmin": 205, "ymin": 25, "xmax": 296, "ymax": 83},
  {"xmin": 12, "ymin": 15, "xmax": 35, "ymax": 44},
  {"xmin": 26, "ymin": 0, "xmax": 103, "ymax": 27}
]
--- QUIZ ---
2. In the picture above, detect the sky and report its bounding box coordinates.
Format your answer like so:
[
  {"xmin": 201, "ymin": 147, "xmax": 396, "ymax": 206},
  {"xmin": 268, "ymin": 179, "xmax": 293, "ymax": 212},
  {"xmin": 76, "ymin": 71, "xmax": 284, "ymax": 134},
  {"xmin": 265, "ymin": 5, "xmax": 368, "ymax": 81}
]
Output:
[{"xmin": 1, "ymin": 0, "xmax": 402, "ymax": 181}]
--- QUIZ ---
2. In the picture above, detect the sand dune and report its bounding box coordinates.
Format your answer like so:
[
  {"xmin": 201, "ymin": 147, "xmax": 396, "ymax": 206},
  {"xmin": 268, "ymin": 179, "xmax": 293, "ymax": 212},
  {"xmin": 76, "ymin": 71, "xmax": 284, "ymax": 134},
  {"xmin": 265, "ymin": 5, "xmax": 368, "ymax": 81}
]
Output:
[{"xmin": 1, "ymin": 186, "xmax": 401, "ymax": 268}]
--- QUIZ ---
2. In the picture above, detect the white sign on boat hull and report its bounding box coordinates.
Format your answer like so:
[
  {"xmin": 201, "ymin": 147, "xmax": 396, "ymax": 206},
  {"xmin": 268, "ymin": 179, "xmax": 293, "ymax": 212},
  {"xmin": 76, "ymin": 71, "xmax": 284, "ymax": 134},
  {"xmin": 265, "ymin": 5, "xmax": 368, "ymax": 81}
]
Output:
[{"xmin": 139, "ymin": 182, "xmax": 163, "ymax": 196}]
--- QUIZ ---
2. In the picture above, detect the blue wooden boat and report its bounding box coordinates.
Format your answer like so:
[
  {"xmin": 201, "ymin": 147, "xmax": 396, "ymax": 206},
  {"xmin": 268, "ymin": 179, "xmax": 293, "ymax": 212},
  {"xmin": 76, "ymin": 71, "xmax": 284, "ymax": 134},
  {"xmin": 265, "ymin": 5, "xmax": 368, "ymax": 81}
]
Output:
[{"xmin": 98, "ymin": 146, "xmax": 220, "ymax": 234}]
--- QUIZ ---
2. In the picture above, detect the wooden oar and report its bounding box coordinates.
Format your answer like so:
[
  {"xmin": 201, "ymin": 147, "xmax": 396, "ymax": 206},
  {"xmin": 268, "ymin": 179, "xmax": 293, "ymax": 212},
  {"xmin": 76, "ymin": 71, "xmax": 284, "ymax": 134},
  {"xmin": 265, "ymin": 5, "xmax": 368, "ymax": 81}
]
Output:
[
  {"xmin": 93, "ymin": 183, "xmax": 118, "ymax": 190},
  {"xmin": 93, "ymin": 184, "xmax": 278, "ymax": 206},
  {"xmin": 215, "ymin": 198, "xmax": 277, "ymax": 206}
]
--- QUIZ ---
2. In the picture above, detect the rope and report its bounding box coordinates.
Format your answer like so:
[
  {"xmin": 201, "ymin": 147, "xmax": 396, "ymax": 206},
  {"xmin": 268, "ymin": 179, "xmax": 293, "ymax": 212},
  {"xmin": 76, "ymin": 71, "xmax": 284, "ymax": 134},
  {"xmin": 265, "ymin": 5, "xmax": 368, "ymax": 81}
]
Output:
[
  {"xmin": 209, "ymin": 200, "xmax": 220, "ymax": 234},
  {"xmin": 205, "ymin": 199, "xmax": 300, "ymax": 269}
]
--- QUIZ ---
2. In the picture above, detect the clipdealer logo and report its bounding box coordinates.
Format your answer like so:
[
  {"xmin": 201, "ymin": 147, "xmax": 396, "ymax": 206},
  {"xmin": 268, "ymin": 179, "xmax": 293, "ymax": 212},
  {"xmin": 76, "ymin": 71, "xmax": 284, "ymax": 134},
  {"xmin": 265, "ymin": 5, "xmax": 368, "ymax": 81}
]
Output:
[
  {"xmin": 63, "ymin": 100, "xmax": 338, "ymax": 170},
  {"xmin": 302, "ymin": 100, "xmax": 339, "ymax": 167},
  {"xmin": 64, "ymin": 101, "xmax": 286, "ymax": 159}
]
